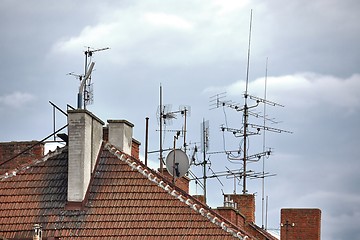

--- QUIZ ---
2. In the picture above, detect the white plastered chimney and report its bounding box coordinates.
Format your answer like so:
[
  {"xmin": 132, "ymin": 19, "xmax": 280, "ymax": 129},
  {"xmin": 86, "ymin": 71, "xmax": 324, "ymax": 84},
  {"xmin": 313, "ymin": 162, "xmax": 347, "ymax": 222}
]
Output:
[
  {"xmin": 67, "ymin": 109, "xmax": 104, "ymax": 203},
  {"xmin": 107, "ymin": 119, "xmax": 134, "ymax": 156}
]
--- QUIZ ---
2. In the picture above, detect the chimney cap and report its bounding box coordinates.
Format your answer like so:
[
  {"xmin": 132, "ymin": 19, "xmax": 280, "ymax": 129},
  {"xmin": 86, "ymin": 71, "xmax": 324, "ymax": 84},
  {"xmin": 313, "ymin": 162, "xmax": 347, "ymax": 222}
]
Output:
[
  {"xmin": 68, "ymin": 109, "xmax": 105, "ymax": 125},
  {"xmin": 107, "ymin": 119, "xmax": 134, "ymax": 127}
]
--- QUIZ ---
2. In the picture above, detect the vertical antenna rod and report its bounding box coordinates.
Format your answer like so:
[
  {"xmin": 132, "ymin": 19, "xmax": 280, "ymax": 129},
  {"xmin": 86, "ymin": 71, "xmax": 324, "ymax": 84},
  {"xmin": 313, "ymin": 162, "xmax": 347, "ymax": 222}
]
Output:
[
  {"xmin": 159, "ymin": 85, "xmax": 164, "ymax": 173},
  {"xmin": 183, "ymin": 108, "xmax": 187, "ymax": 152},
  {"xmin": 202, "ymin": 118, "xmax": 207, "ymax": 203},
  {"xmin": 242, "ymin": 9, "xmax": 253, "ymax": 194},
  {"xmin": 145, "ymin": 117, "xmax": 149, "ymax": 166},
  {"xmin": 262, "ymin": 57, "xmax": 268, "ymax": 229}
]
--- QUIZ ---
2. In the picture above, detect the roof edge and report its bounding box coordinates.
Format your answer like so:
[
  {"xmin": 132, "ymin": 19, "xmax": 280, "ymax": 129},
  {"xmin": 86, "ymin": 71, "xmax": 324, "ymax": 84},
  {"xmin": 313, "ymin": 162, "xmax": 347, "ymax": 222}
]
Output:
[
  {"xmin": 248, "ymin": 223, "xmax": 279, "ymax": 240},
  {"xmin": 105, "ymin": 142, "xmax": 252, "ymax": 240}
]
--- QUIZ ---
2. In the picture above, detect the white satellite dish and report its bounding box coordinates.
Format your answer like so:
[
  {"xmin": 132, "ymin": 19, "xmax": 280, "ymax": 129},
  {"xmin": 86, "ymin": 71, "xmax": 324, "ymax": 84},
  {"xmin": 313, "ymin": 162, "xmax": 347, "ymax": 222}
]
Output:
[{"xmin": 165, "ymin": 149, "xmax": 190, "ymax": 178}]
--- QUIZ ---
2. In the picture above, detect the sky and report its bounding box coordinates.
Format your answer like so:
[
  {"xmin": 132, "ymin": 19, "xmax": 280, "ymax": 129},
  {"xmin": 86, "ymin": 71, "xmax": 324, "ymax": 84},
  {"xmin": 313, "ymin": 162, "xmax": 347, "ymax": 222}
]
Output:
[{"xmin": 1, "ymin": 0, "xmax": 360, "ymax": 238}]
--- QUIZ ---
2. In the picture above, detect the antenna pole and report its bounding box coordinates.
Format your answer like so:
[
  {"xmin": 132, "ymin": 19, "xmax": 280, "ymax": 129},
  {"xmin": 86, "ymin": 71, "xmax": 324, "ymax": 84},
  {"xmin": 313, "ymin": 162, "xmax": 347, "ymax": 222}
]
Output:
[
  {"xmin": 202, "ymin": 118, "xmax": 207, "ymax": 203},
  {"xmin": 262, "ymin": 57, "xmax": 268, "ymax": 229},
  {"xmin": 265, "ymin": 195, "xmax": 269, "ymax": 230},
  {"xmin": 145, "ymin": 117, "xmax": 149, "ymax": 166},
  {"xmin": 242, "ymin": 9, "xmax": 253, "ymax": 194},
  {"xmin": 159, "ymin": 85, "xmax": 164, "ymax": 173},
  {"xmin": 84, "ymin": 47, "xmax": 89, "ymax": 109},
  {"xmin": 183, "ymin": 108, "xmax": 187, "ymax": 153},
  {"xmin": 81, "ymin": 46, "xmax": 110, "ymax": 109},
  {"xmin": 245, "ymin": 9, "xmax": 253, "ymax": 95}
]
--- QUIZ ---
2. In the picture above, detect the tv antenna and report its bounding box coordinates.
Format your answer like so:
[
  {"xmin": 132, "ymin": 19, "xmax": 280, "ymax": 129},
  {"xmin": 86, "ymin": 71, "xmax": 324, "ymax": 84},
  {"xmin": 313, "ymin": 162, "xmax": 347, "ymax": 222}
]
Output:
[
  {"xmin": 156, "ymin": 85, "xmax": 192, "ymax": 174},
  {"xmin": 68, "ymin": 46, "xmax": 109, "ymax": 109},
  {"xmin": 209, "ymin": 10, "xmax": 292, "ymax": 195}
]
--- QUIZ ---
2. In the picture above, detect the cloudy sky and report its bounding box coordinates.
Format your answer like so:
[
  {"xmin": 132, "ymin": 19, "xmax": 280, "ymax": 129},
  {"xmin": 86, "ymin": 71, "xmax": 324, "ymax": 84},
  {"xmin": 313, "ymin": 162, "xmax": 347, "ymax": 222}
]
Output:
[{"xmin": 1, "ymin": 0, "xmax": 360, "ymax": 238}]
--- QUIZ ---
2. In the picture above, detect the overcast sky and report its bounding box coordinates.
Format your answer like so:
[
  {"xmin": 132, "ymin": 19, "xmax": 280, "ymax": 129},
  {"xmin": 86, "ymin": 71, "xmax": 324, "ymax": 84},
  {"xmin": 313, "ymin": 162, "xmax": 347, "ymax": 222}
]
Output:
[{"xmin": 1, "ymin": 0, "xmax": 360, "ymax": 239}]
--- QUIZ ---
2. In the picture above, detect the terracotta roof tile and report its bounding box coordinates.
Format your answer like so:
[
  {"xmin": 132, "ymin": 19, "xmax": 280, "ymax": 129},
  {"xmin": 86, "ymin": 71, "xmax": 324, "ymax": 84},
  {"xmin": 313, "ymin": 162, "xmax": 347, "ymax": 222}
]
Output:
[{"xmin": 0, "ymin": 143, "xmax": 257, "ymax": 239}]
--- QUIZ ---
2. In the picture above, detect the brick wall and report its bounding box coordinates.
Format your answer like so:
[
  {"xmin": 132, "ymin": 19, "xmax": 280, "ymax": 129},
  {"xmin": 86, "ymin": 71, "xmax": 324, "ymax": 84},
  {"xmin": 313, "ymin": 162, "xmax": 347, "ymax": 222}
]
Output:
[
  {"xmin": 215, "ymin": 207, "xmax": 246, "ymax": 229},
  {"xmin": 225, "ymin": 194, "xmax": 255, "ymax": 223},
  {"xmin": 0, "ymin": 141, "xmax": 44, "ymax": 174},
  {"xmin": 281, "ymin": 208, "xmax": 321, "ymax": 240},
  {"xmin": 131, "ymin": 139, "xmax": 141, "ymax": 159}
]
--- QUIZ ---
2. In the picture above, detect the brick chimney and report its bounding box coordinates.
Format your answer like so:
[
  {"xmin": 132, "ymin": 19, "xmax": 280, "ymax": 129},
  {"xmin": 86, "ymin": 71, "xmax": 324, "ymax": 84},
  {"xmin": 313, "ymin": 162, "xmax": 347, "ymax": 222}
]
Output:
[
  {"xmin": 131, "ymin": 138, "xmax": 141, "ymax": 159},
  {"xmin": 67, "ymin": 109, "xmax": 104, "ymax": 204},
  {"xmin": 223, "ymin": 194, "xmax": 256, "ymax": 223},
  {"xmin": 280, "ymin": 208, "xmax": 321, "ymax": 240},
  {"xmin": 107, "ymin": 120, "xmax": 134, "ymax": 156},
  {"xmin": 0, "ymin": 141, "xmax": 44, "ymax": 175}
]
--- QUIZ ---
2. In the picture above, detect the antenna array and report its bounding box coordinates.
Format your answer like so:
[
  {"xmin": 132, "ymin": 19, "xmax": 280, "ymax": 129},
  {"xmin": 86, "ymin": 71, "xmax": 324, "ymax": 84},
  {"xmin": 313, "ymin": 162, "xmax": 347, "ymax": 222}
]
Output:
[
  {"xmin": 209, "ymin": 90, "xmax": 291, "ymax": 194},
  {"xmin": 150, "ymin": 86, "xmax": 191, "ymax": 173},
  {"xmin": 68, "ymin": 46, "xmax": 109, "ymax": 109}
]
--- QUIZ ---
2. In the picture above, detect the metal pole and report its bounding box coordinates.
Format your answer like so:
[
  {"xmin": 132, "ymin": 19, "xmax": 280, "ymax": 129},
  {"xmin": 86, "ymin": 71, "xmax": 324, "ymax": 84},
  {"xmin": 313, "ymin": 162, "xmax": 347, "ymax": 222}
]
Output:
[
  {"xmin": 173, "ymin": 135, "xmax": 176, "ymax": 184},
  {"xmin": 262, "ymin": 57, "xmax": 268, "ymax": 229},
  {"xmin": 243, "ymin": 102, "xmax": 248, "ymax": 194},
  {"xmin": 183, "ymin": 108, "xmax": 187, "ymax": 153},
  {"xmin": 145, "ymin": 117, "xmax": 149, "ymax": 166},
  {"xmin": 53, "ymin": 106, "xmax": 56, "ymax": 141},
  {"xmin": 83, "ymin": 48, "xmax": 89, "ymax": 110},
  {"xmin": 203, "ymin": 119, "xmax": 207, "ymax": 203},
  {"xmin": 159, "ymin": 85, "xmax": 164, "ymax": 173},
  {"xmin": 242, "ymin": 9, "xmax": 253, "ymax": 194}
]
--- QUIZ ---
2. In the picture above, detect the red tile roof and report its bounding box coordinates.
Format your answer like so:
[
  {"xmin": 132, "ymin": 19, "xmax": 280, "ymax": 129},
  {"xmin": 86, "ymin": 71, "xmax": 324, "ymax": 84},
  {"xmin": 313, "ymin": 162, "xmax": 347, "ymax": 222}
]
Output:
[{"xmin": 0, "ymin": 143, "xmax": 256, "ymax": 239}]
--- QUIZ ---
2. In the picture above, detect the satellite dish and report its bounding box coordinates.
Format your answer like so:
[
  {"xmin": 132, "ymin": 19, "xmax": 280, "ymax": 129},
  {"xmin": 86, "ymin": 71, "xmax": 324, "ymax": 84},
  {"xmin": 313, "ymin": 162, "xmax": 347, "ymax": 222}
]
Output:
[{"xmin": 165, "ymin": 149, "xmax": 190, "ymax": 178}]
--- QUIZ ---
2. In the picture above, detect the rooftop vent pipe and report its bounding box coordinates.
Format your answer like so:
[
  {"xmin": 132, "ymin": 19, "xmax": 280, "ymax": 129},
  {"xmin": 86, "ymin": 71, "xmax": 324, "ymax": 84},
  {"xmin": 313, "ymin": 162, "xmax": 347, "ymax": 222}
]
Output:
[{"xmin": 33, "ymin": 224, "xmax": 42, "ymax": 240}]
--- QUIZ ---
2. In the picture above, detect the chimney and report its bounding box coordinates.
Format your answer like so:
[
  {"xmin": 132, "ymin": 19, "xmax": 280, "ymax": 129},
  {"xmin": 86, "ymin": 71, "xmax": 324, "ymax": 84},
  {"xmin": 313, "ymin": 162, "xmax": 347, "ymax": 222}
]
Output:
[
  {"xmin": 131, "ymin": 138, "xmax": 141, "ymax": 159},
  {"xmin": 67, "ymin": 109, "xmax": 104, "ymax": 204},
  {"xmin": 107, "ymin": 120, "xmax": 134, "ymax": 156},
  {"xmin": 223, "ymin": 194, "xmax": 255, "ymax": 223},
  {"xmin": 281, "ymin": 208, "xmax": 321, "ymax": 240},
  {"xmin": 0, "ymin": 141, "xmax": 44, "ymax": 175}
]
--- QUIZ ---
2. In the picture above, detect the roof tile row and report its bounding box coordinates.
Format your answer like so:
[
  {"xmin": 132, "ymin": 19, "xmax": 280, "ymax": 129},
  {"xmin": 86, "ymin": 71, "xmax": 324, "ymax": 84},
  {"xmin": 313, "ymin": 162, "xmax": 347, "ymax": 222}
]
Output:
[{"xmin": 0, "ymin": 144, "xmax": 252, "ymax": 239}]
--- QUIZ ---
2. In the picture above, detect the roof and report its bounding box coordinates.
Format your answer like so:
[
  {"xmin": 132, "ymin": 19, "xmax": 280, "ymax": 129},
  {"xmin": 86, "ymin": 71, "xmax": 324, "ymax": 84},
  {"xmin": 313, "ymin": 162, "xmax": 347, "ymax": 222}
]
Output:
[{"xmin": 0, "ymin": 142, "xmax": 253, "ymax": 239}]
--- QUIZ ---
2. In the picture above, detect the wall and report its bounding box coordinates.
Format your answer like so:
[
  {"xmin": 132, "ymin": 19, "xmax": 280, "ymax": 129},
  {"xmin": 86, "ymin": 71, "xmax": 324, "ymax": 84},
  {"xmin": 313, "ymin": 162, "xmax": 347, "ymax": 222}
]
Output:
[
  {"xmin": 280, "ymin": 208, "xmax": 321, "ymax": 240},
  {"xmin": 0, "ymin": 141, "xmax": 44, "ymax": 174},
  {"xmin": 225, "ymin": 194, "xmax": 255, "ymax": 223}
]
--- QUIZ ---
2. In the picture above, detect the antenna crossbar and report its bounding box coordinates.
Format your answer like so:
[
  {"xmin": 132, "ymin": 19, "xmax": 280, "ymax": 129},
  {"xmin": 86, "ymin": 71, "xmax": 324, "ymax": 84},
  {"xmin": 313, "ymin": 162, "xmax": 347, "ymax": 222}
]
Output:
[
  {"xmin": 228, "ymin": 150, "xmax": 271, "ymax": 161},
  {"xmin": 221, "ymin": 126, "xmax": 259, "ymax": 137},
  {"xmin": 249, "ymin": 123, "xmax": 293, "ymax": 134},
  {"xmin": 247, "ymin": 94, "xmax": 284, "ymax": 107}
]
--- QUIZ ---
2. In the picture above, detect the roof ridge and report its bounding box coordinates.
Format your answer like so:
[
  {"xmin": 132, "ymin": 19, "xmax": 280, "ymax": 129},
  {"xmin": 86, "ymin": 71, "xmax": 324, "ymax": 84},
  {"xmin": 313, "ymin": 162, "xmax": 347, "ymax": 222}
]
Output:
[
  {"xmin": 105, "ymin": 142, "xmax": 251, "ymax": 240},
  {"xmin": 248, "ymin": 223, "xmax": 279, "ymax": 240},
  {"xmin": 0, "ymin": 145, "xmax": 67, "ymax": 181}
]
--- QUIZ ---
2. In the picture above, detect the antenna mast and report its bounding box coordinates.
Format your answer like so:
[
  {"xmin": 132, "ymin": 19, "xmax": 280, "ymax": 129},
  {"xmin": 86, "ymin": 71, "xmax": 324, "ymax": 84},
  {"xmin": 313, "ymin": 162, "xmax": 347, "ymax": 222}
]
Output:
[
  {"xmin": 159, "ymin": 84, "xmax": 164, "ymax": 173},
  {"xmin": 208, "ymin": 10, "xmax": 292, "ymax": 196},
  {"xmin": 242, "ymin": 9, "xmax": 253, "ymax": 194},
  {"xmin": 78, "ymin": 46, "xmax": 109, "ymax": 109},
  {"xmin": 262, "ymin": 57, "xmax": 268, "ymax": 229},
  {"xmin": 202, "ymin": 119, "xmax": 209, "ymax": 202}
]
